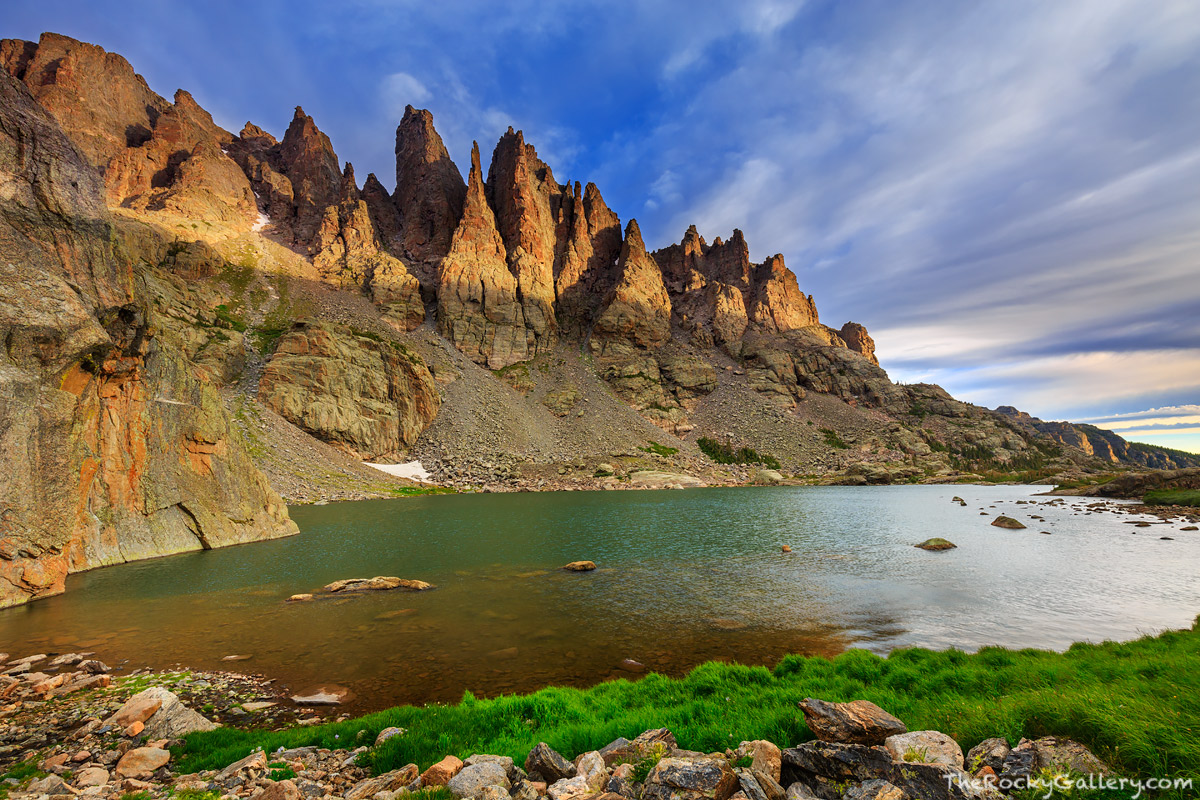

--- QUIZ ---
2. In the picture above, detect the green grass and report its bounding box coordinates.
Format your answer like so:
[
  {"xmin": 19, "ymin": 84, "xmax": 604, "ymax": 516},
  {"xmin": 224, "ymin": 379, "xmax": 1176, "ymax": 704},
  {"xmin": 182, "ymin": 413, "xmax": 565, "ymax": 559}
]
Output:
[
  {"xmin": 388, "ymin": 486, "xmax": 457, "ymax": 497},
  {"xmin": 819, "ymin": 428, "xmax": 850, "ymax": 450},
  {"xmin": 175, "ymin": 791, "xmax": 221, "ymax": 800},
  {"xmin": 639, "ymin": 443, "xmax": 679, "ymax": 458},
  {"xmin": 697, "ymin": 437, "xmax": 782, "ymax": 470},
  {"xmin": 213, "ymin": 304, "xmax": 247, "ymax": 332},
  {"xmin": 179, "ymin": 619, "xmax": 1200, "ymax": 798},
  {"xmin": 1, "ymin": 760, "xmax": 44, "ymax": 784},
  {"xmin": 1143, "ymin": 489, "xmax": 1200, "ymax": 508}
]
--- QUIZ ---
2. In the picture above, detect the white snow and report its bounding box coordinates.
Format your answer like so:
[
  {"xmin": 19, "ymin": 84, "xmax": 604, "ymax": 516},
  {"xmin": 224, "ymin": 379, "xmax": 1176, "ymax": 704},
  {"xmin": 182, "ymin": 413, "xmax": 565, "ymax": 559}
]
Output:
[
  {"xmin": 365, "ymin": 460, "xmax": 432, "ymax": 483},
  {"xmin": 252, "ymin": 192, "xmax": 270, "ymax": 232}
]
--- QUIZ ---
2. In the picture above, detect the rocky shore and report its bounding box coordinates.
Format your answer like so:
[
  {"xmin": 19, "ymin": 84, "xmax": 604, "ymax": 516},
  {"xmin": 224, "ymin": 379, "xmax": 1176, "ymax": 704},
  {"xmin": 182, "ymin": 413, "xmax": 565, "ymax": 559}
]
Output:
[{"xmin": 1, "ymin": 657, "xmax": 1118, "ymax": 800}]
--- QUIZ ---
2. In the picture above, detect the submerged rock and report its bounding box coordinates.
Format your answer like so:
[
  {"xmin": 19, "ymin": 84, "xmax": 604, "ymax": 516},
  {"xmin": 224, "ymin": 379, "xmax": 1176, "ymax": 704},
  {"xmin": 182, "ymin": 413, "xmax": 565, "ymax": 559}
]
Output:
[
  {"xmin": 324, "ymin": 577, "xmax": 434, "ymax": 592},
  {"xmin": 562, "ymin": 561, "xmax": 597, "ymax": 572},
  {"xmin": 915, "ymin": 538, "xmax": 956, "ymax": 551}
]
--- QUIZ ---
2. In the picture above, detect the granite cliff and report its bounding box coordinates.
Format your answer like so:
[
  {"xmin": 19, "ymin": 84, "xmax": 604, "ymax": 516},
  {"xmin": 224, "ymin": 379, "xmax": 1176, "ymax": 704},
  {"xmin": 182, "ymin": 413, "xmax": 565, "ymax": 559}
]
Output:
[{"xmin": 0, "ymin": 63, "xmax": 296, "ymax": 609}]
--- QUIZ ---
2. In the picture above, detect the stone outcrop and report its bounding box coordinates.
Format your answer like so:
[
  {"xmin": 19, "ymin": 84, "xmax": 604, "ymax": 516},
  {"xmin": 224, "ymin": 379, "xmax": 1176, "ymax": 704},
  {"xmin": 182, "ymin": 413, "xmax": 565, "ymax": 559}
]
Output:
[
  {"xmin": 311, "ymin": 164, "xmax": 425, "ymax": 331},
  {"xmin": 437, "ymin": 143, "xmax": 531, "ymax": 368},
  {"xmin": 0, "ymin": 69, "xmax": 296, "ymax": 609},
  {"xmin": 591, "ymin": 221, "xmax": 672, "ymax": 356},
  {"xmin": 554, "ymin": 181, "xmax": 623, "ymax": 335},
  {"xmin": 2, "ymin": 34, "xmax": 256, "ymax": 227},
  {"xmin": 393, "ymin": 105, "xmax": 466, "ymax": 266},
  {"xmin": 1, "ymin": 32, "xmax": 169, "ymax": 171},
  {"xmin": 258, "ymin": 321, "xmax": 440, "ymax": 459},
  {"xmin": 487, "ymin": 128, "xmax": 560, "ymax": 354}
]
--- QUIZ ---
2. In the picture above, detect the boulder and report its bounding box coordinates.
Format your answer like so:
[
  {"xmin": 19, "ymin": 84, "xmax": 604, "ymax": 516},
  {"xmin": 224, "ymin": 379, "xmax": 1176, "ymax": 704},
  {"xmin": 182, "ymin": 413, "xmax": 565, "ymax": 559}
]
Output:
[
  {"xmin": 104, "ymin": 692, "xmax": 163, "ymax": 728},
  {"xmin": 376, "ymin": 726, "xmax": 405, "ymax": 747},
  {"xmin": 115, "ymin": 747, "xmax": 170, "ymax": 778},
  {"xmin": 629, "ymin": 472, "xmax": 706, "ymax": 489},
  {"xmin": 422, "ymin": 755, "xmax": 465, "ymax": 786},
  {"xmin": 965, "ymin": 738, "xmax": 1010, "ymax": 775},
  {"xmin": 737, "ymin": 740, "xmax": 782, "ymax": 784},
  {"xmin": 575, "ymin": 750, "xmax": 607, "ymax": 790},
  {"xmin": 601, "ymin": 729, "xmax": 678, "ymax": 766},
  {"xmin": 798, "ymin": 698, "xmax": 907, "ymax": 745},
  {"xmin": 643, "ymin": 757, "xmax": 738, "ymax": 800},
  {"xmin": 562, "ymin": 561, "xmax": 597, "ymax": 572},
  {"xmin": 346, "ymin": 765, "xmax": 420, "ymax": 800},
  {"xmin": 884, "ymin": 731, "xmax": 964, "ymax": 768},
  {"xmin": 990, "ymin": 516, "xmax": 1026, "ymax": 529},
  {"xmin": 547, "ymin": 775, "xmax": 592, "ymax": 800},
  {"xmin": 915, "ymin": 538, "xmax": 957, "ymax": 551},
  {"xmin": 74, "ymin": 767, "xmax": 109, "ymax": 787},
  {"xmin": 1028, "ymin": 737, "xmax": 1107, "ymax": 775},
  {"xmin": 218, "ymin": 750, "xmax": 268, "ymax": 779},
  {"xmin": 526, "ymin": 742, "xmax": 577, "ymax": 783},
  {"xmin": 843, "ymin": 780, "xmax": 904, "ymax": 800},
  {"xmin": 27, "ymin": 775, "xmax": 70, "ymax": 795},
  {"xmin": 782, "ymin": 741, "xmax": 981, "ymax": 800},
  {"xmin": 448, "ymin": 761, "xmax": 511, "ymax": 799},
  {"xmin": 783, "ymin": 784, "xmax": 818, "ymax": 800},
  {"xmin": 753, "ymin": 470, "xmax": 784, "ymax": 485},
  {"xmin": 249, "ymin": 780, "xmax": 303, "ymax": 800},
  {"xmin": 125, "ymin": 687, "xmax": 218, "ymax": 739},
  {"xmin": 606, "ymin": 763, "xmax": 639, "ymax": 799}
]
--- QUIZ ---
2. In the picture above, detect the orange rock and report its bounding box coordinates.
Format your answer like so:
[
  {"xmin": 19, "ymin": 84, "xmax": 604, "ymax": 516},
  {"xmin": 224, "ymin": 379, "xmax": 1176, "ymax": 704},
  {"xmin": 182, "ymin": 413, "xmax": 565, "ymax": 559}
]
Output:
[
  {"xmin": 124, "ymin": 721, "xmax": 145, "ymax": 737},
  {"xmin": 420, "ymin": 754, "xmax": 464, "ymax": 786}
]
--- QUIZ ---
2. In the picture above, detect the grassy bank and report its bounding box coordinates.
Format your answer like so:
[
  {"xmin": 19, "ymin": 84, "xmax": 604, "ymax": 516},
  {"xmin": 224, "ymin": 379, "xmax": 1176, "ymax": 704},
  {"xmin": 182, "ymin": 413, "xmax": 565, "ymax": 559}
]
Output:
[
  {"xmin": 1144, "ymin": 489, "xmax": 1200, "ymax": 508},
  {"xmin": 180, "ymin": 619, "xmax": 1200, "ymax": 792}
]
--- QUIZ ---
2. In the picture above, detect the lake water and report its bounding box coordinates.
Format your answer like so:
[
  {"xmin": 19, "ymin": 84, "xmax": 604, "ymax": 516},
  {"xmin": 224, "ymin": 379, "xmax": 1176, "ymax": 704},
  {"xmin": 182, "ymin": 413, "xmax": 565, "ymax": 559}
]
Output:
[{"xmin": 3, "ymin": 485, "xmax": 1198, "ymax": 710}]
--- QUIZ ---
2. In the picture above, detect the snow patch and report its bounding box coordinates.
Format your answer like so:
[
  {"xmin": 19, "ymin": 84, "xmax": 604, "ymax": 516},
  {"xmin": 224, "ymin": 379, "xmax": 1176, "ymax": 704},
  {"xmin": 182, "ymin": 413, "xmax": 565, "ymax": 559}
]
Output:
[
  {"xmin": 365, "ymin": 461, "xmax": 432, "ymax": 483},
  {"xmin": 252, "ymin": 191, "xmax": 270, "ymax": 232}
]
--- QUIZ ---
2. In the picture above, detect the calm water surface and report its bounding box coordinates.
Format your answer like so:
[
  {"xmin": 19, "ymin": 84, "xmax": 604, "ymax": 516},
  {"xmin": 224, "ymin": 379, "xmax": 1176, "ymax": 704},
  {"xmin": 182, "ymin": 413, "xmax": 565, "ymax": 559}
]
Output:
[{"xmin": 4, "ymin": 485, "xmax": 1198, "ymax": 710}]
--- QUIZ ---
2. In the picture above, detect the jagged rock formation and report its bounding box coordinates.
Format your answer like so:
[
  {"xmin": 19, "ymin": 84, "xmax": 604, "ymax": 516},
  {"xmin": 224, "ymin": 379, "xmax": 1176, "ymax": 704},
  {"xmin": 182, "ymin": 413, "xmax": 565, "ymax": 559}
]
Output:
[
  {"xmin": 591, "ymin": 221, "xmax": 673, "ymax": 355},
  {"xmin": 437, "ymin": 143, "xmax": 530, "ymax": 368},
  {"xmin": 392, "ymin": 105, "xmax": 466, "ymax": 269},
  {"xmin": 258, "ymin": 322, "xmax": 440, "ymax": 460},
  {"xmin": 0, "ymin": 68, "xmax": 296, "ymax": 609}
]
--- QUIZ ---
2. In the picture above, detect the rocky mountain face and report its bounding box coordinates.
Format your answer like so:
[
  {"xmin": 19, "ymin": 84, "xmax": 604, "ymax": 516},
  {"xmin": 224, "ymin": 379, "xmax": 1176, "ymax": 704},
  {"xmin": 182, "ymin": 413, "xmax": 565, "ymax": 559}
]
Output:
[
  {"xmin": 995, "ymin": 408, "xmax": 1200, "ymax": 470},
  {"xmin": 0, "ymin": 66, "xmax": 296, "ymax": 609},
  {"xmin": 1, "ymin": 30, "xmax": 1189, "ymax": 604}
]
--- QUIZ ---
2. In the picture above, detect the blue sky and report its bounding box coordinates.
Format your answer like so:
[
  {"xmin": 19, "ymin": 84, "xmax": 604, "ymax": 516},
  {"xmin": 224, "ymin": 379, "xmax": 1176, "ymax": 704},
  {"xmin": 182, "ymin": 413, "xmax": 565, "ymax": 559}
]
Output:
[{"xmin": 9, "ymin": 0, "xmax": 1199, "ymax": 452}]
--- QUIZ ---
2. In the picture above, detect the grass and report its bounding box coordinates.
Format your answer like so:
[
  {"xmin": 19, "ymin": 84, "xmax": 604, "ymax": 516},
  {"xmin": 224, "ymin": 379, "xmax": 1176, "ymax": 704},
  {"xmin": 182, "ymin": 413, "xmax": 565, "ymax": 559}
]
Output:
[
  {"xmin": 697, "ymin": 437, "xmax": 782, "ymax": 470},
  {"xmin": 819, "ymin": 428, "xmax": 850, "ymax": 450},
  {"xmin": 388, "ymin": 486, "xmax": 457, "ymax": 497},
  {"xmin": 639, "ymin": 443, "xmax": 679, "ymax": 458},
  {"xmin": 1143, "ymin": 489, "xmax": 1200, "ymax": 508},
  {"xmin": 178, "ymin": 619, "xmax": 1200, "ymax": 798}
]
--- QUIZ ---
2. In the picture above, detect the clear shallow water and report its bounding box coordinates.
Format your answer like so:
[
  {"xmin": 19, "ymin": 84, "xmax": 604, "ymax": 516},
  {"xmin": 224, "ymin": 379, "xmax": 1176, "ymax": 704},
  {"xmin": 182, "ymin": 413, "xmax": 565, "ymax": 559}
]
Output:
[{"xmin": 3, "ymin": 485, "xmax": 1198, "ymax": 710}]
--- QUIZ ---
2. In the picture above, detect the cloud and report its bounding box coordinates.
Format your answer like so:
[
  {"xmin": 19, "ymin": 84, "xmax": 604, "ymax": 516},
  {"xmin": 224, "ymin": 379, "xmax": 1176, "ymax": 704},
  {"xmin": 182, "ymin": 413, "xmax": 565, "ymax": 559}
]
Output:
[{"xmin": 381, "ymin": 72, "xmax": 432, "ymax": 112}]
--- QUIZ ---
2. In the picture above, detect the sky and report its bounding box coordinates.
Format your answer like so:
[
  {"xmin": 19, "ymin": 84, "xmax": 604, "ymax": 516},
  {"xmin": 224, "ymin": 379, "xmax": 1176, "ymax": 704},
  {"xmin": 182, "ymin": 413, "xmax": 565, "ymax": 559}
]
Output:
[{"xmin": 8, "ymin": 0, "xmax": 1199, "ymax": 453}]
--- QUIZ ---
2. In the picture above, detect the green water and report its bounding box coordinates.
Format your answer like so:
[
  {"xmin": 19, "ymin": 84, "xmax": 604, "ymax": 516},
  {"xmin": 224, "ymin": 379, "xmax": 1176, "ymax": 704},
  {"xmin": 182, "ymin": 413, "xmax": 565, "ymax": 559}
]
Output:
[{"xmin": 3, "ymin": 485, "xmax": 1198, "ymax": 710}]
